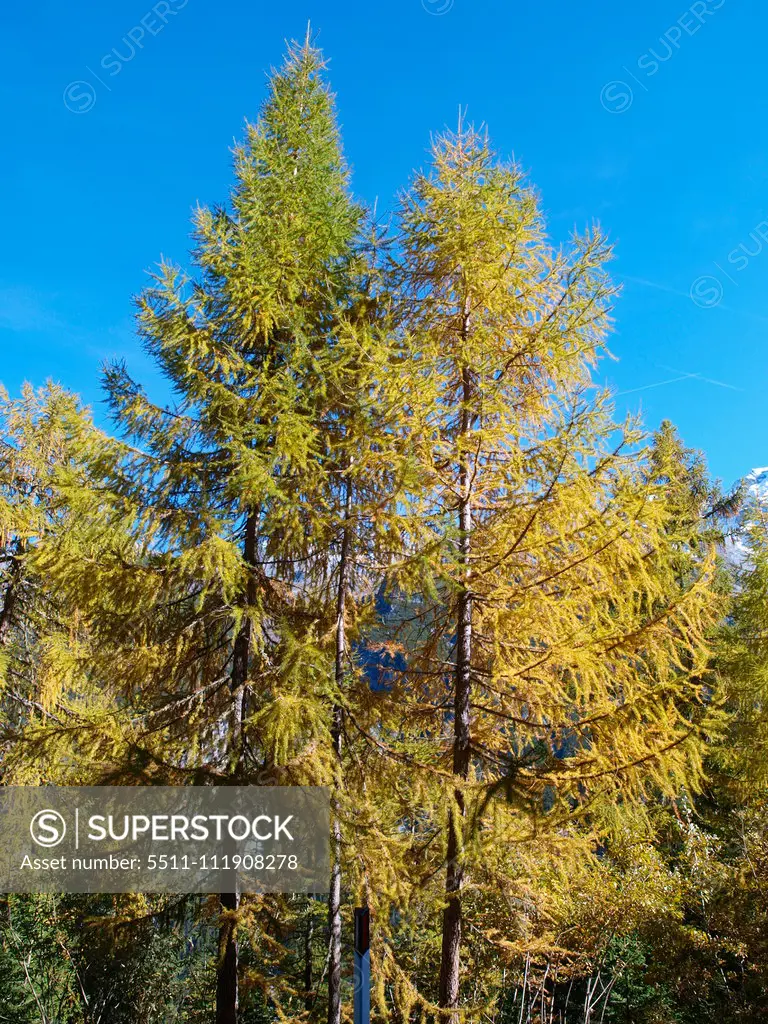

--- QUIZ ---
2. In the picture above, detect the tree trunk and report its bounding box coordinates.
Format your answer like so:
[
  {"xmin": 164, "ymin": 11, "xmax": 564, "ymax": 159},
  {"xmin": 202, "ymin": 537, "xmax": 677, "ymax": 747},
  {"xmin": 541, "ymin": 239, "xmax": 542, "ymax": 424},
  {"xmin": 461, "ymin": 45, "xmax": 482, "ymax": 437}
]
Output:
[
  {"xmin": 304, "ymin": 898, "xmax": 315, "ymax": 1011},
  {"xmin": 439, "ymin": 345, "xmax": 474, "ymax": 1022},
  {"xmin": 328, "ymin": 726, "xmax": 343, "ymax": 1024},
  {"xmin": 0, "ymin": 538, "xmax": 25, "ymax": 647},
  {"xmin": 216, "ymin": 510, "xmax": 258, "ymax": 1024},
  {"xmin": 229, "ymin": 512, "xmax": 258, "ymax": 768},
  {"xmin": 328, "ymin": 472, "xmax": 352, "ymax": 1024},
  {"xmin": 216, "ymin": 889, "xmax": 240, "ymax": 1024}
]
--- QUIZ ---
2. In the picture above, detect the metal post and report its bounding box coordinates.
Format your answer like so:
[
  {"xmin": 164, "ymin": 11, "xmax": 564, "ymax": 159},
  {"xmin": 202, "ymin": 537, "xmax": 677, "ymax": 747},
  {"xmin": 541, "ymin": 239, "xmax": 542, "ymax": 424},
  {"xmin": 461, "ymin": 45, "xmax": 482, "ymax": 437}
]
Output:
[{"xmin": 353, "ymin": 907, "xmax": 370, "ymax": 1024}]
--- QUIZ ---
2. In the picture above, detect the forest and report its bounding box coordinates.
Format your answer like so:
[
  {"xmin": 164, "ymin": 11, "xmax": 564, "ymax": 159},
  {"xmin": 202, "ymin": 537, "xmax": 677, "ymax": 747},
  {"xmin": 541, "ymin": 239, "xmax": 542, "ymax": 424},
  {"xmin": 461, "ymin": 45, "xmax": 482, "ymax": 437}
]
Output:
[{"xmin": 2, "ymin": 34, "xmax": 768, "ymax": 1024}]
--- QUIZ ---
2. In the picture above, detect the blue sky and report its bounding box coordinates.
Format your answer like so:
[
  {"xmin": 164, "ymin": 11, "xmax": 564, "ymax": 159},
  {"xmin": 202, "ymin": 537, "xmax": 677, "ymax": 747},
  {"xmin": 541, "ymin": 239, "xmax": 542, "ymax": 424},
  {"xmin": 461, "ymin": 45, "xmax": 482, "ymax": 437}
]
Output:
[{"xmin": 2, "ymin": 0, "xmax": 766, "ymax": 487}]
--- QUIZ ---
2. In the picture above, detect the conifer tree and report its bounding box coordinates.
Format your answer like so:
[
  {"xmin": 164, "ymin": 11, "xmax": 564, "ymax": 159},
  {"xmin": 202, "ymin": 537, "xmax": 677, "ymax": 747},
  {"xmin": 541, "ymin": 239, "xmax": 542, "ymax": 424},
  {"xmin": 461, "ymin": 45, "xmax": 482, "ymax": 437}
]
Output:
[
  {"xmin": 0, "ymin": 384, "xmax": 102, "ymax": 752},
  {"xmin": 100, "ymin": 34, "xmax": 363, "ymax": 1024},
  {"xmin": 647, "ymin": 419, "xmax": 741, "ymax": 584},
  {"xmin": 388, "ymin": 127, "xmax": 723, "ymax": 1020},
  {"xmin": 719, "ymin": 496, "xmax": 768, "ymax": 789}
]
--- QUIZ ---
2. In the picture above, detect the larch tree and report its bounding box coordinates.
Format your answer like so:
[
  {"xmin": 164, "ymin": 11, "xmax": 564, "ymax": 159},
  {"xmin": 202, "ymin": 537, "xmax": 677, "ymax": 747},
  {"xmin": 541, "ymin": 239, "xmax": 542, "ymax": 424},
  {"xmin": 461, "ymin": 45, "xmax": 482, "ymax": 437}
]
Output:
[
  {"xmin": 26, "ymin": 34, "xmax": 366, "ymax": 1024},
  {"xmin": 646, "ymin": 419, "xmax": 741, "ymax": 586},
  {"xmin": 0, "ymin": 384, "xmax": 104, "ymax": 759},
  {"xmin": 719, "ymin": 492, "xmax": 768, "ymax": 790},
  {"xmin": 388, "ymin": 127, "xmax": 723, "ymax": 1021},
  {"xmin": 114, "ymin": 35, "xmax": 363, "ymax": 1024}
]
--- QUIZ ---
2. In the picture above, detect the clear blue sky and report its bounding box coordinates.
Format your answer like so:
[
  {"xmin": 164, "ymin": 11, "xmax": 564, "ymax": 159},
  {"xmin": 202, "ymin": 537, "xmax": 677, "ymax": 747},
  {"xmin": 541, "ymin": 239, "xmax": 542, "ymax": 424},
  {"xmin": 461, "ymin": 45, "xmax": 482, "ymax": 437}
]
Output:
[{"xmin": 2, "ymin": 0, "xmax": 766, "ymax": 487}]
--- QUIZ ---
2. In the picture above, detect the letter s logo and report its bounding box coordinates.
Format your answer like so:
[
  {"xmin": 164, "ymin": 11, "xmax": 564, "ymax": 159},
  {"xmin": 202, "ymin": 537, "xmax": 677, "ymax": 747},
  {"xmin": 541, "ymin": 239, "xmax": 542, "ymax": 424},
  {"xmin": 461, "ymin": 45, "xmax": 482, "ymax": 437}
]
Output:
[{"xmin": 30, "ymin": 810, "xmax": 67, "ymax": 848}]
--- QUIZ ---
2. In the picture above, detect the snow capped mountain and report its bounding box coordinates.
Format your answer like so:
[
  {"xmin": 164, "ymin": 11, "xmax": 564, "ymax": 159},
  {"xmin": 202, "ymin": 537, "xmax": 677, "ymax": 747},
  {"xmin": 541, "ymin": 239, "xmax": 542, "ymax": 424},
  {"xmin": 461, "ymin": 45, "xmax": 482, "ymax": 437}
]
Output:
[
  {"xmin": 745, "ymin": 467, "xmax": 768, "ymax": 503},
  {"xmin": 725, "ymin": 468, "xmax": 768, "ymax": 565}
]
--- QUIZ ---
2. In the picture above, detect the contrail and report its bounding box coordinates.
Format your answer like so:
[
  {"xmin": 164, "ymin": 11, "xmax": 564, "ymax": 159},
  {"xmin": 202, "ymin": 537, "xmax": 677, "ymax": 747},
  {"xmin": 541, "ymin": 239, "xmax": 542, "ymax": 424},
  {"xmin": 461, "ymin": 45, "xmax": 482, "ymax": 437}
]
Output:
[
  {"xmin": 623, "ymin": 275, "xmax": 768, "ymax": 326},
  {"xmin": 622, "ymin": 276, "xmax": 693, "ymax": 301},
  {"xmin": 615, "ymin": 366, "xmax": 743, "ymax": 399},
  {"xmin": 616, "ymin": 374, "xmax": 695, "ymax": 397},
  {"xmin": 659, "ymin": 364, "xmax": 742, "ymax": 392}
]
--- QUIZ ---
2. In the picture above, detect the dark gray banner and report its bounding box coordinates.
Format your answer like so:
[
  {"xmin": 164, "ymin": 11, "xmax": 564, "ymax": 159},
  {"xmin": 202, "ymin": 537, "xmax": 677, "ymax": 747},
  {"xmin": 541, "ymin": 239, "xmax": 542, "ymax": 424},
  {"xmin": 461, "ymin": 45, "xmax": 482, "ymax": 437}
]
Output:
[{"xmin": 0, "ymin": 786, "xmax": 329, "ymax": 893}]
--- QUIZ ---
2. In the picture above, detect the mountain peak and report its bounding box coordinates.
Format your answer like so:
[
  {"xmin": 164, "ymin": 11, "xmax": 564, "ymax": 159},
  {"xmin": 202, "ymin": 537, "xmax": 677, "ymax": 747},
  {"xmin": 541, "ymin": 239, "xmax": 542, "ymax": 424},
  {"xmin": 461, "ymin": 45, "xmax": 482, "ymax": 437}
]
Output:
[{"xmin": 746, "ymin": 467, "xmax": 768, "ymax": 498}]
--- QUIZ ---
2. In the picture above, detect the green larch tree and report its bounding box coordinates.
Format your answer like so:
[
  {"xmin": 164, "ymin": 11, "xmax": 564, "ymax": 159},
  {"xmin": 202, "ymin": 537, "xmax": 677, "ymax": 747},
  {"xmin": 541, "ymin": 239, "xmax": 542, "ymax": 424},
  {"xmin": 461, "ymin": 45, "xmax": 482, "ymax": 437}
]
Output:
[{"xmin": 100, "ymin": 34, "xmax": 362, "ymax": 1024}]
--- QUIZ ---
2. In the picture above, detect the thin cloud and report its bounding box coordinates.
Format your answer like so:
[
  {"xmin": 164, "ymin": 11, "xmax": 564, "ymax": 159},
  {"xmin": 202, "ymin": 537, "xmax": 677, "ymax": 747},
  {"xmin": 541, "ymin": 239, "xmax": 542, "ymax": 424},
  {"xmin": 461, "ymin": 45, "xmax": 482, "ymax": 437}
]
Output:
[{"xmin": 622, "ymin": 275, "xmax": 768, "ymax": 326}]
